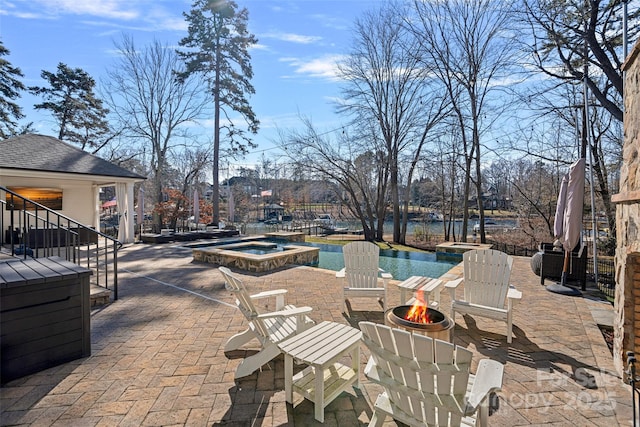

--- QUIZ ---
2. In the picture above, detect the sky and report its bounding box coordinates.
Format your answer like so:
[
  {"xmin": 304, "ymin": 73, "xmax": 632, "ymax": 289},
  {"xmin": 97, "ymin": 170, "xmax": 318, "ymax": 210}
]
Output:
[{"xmin": 0, "ymin": 0, "xmax": 380, "ymax": 170}]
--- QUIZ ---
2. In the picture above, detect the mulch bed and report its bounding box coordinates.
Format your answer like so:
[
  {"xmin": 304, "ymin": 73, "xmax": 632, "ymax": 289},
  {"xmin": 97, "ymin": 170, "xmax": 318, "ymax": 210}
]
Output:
[{"xmin": 599, "ymin": 324, "xmax": 614, "ymax": 355}]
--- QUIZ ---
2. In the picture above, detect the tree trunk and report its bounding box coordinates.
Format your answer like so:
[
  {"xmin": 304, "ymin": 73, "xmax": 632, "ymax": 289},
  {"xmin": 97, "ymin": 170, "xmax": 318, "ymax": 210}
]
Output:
[{"xmin": 212, "ymin": 43, "xmax": 221, "ymax": 227}]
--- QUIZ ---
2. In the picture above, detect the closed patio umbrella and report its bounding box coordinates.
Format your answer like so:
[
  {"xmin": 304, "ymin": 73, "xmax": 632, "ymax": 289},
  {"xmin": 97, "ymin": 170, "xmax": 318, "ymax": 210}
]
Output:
[
  {"xmin": 193, "ymin": 190, "xmax": 200, "ymax": 228},
  {"xmin": 548, "ymin": 158, "xmax": 586, "ymax": 296},
  {"xmin": 228, "ymin": 190, "xmax": 235, "ymax": 223}
]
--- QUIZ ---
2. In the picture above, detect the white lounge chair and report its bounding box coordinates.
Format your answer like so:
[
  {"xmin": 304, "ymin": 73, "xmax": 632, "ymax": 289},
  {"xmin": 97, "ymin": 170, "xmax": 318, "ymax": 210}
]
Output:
[
  {"xmin": 336, "ymin": 241, "xmax": 392, "ymax": 313},
  {"xmin": 360, "ymin": 321, "xmax": 504, "ymax": 427},
  {"xmin": 219, "ymin": 266, "xmax": 315, "ymax": 379},
  {"xmin": 446, "ymin": 249, "xmax": 522, "ymax": 343}
]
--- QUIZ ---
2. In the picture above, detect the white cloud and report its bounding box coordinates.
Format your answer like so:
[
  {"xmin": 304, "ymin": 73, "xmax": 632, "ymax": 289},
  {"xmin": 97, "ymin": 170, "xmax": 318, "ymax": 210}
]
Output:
[
  {"xmin": 309, "ymin": 13, "xmax": 349, "ymax": 31},
  {"xmin": 30, "ymin": 0, "xmax": 139, "ymax": 20},
  {"xmin": 251, "ymin": 43, "xmax": 271, "ymax": 51},
  {"xmin": 2, "ymin": 0, "xmax": 187, "ymax": 32},
  {"xmin": 281, "ymin": 54, "xmax": 347, "ymax": 81},
  {"xmin": 261, "ymin": 31, "xmax": 322, "ymax": 44}
]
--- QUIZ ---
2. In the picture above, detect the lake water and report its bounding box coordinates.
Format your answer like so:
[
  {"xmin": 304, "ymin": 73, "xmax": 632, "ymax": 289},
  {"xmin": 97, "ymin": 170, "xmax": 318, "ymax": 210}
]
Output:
[{"xmin": 245, "ymin": 218, "xmax": 517, "ymax": 237}]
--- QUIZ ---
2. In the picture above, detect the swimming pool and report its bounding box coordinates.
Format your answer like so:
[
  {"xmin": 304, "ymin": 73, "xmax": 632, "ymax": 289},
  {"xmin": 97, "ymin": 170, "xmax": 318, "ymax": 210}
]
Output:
[
  {"xmin": 190, "ymin": 236, "xmax": 458, "ymax": 280},
  {"xmin": 301, "ymin": 242, "xmax": 459, "ymax": 281}
]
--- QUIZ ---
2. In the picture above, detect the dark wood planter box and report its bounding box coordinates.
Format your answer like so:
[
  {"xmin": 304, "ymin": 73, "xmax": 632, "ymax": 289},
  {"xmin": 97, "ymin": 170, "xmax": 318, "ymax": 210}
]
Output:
[
  {"xmin": 4, "ymin": 227, "xmax": 98, "ymax": 248},
  {"xmin": 539, "ymin": 242, "xmax": 587, "ymax": 290},
  {"xmin": 0, "ymin": 257, "xmax": 91, "ymax": 384}
]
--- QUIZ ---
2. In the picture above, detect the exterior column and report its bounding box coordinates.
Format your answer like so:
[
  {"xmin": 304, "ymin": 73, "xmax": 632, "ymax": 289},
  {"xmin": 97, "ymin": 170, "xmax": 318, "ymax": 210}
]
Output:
[
  {"xmin": 93, "ymin": 185, "xmax": 101, "ymax": 231},
  {"xmin": 126, "ymin": 182, "xmax": 135, "ymax": 243}
]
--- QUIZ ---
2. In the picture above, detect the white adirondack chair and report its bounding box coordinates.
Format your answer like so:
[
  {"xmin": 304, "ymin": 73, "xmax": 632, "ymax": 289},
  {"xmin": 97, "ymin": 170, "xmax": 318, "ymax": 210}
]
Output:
[
  {"xmin": 336, "ymin": 241, "xmax": 392, "ymax": 313},
  {"xmin": 219, "ymin": 266, "xmax": 315, "ymax": 379},
  {"xmin": 360, "ymin": 321, "xmax": 504, "ymax": 427},
  {"xmin": 445, "ymin": 249, "xmax": 522, "ymax": 344}
]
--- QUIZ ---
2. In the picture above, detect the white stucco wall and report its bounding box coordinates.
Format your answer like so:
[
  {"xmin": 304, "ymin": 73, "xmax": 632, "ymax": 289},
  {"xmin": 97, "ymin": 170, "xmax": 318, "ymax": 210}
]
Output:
[
  {"xmin": 1, "ymin": 167, "xmax": 142, "ymax": 243},
  {"xmin": 0, "ymin": 176, "xmax": 96, "ymax": 227}
]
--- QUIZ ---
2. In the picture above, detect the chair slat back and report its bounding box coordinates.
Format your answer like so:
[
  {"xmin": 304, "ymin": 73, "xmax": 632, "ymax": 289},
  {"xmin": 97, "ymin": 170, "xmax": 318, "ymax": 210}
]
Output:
[
  {"xmin": 360, "ymin": 321, "xmax": 472, "ymax": 426},
  {"xmin": 462, "ymin": 249, "xmax": 513, "ymax": 309},
  {"xmin": 343, "ymin": 241, "xmax": 381, "ymax": 289},
  {"xmin": 219, "ymin": 266, "xmax": 270, "ymax": 339}
]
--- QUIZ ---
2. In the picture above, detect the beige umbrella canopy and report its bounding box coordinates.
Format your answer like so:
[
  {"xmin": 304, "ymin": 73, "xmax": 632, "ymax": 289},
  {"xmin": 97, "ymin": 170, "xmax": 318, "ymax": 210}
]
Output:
[
  {"xmin": 193, "ymin": 190, "xmax": 200, "ymax": 226},
  {"xmin": 554, "ymin": 158, "xmax": 586, "ymax": 252},
  {"xmin": 549, "ymin": 158, "xmax": 586, "ymax": 295}
]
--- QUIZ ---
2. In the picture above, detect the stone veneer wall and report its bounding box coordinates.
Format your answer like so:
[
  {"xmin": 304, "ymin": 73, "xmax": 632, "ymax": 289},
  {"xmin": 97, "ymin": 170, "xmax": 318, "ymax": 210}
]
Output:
[{"xmin": 613, "ymin": 38, "xmax": 640, "ymax": 377}]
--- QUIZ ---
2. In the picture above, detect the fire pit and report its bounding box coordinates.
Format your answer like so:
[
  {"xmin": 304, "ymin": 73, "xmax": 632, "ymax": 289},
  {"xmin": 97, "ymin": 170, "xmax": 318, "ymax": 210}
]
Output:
[{"xmin": 385, "ymin": 305, "xmax": 454, "ymax": 342}]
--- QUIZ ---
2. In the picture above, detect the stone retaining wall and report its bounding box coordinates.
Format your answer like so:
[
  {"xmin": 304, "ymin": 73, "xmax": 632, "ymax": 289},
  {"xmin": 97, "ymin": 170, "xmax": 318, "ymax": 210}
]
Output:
[{"xmin": 613, "ymin": 38, "xmax": 640, "ymax": 377}]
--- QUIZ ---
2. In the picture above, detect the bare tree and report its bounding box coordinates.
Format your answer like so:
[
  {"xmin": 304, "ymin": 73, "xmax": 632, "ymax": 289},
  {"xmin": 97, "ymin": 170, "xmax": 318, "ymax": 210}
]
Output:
[
  {"xmin": 508, "ymin": 158, "xmax": 561, "ymax": 243},
  {"xmin": 508, "ymin": 77, "xmax": 622, "ymax": 245},
  {"xmin": 520, "ymin": 0, "xmax": 637, "ymax": 123},
  {"xmin": 337, "ymin": 2, "xmax": 447, "ymax": 244},
  {"xmin": 407, "ymin": 0, "xmax": 517, "ymax": 243},
  {"xmin": 280, "ymin": 118, "xmax": 388, "ymax": 241},
  {"xmin": 166, "ymin": 147, "xmax": 211, "ymax": 230},
  {"xmin": 103, "ymin": 35, "xmax": 208, "ymax": 232}
]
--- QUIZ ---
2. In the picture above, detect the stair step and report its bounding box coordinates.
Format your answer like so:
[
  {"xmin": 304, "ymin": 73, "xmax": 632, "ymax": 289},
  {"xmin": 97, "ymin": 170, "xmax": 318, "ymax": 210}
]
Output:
[{"xmin": 90, "ymin": 285, "xmax": 112, "ymax": 307}]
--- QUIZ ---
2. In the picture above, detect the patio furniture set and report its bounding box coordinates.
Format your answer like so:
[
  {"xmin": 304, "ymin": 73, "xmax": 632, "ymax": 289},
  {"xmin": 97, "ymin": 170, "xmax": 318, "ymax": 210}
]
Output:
[{"xmin": 220, "ymin": 242, "xmax": 522, "ymax": 426}]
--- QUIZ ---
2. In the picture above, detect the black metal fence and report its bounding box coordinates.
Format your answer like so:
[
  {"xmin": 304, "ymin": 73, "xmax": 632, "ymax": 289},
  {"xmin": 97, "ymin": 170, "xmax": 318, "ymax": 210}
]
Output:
[
  {"xmin": 588, "ymin": 257, "xmax": 616, "ymax": 298},
  {"xmin": 488, "ymin": 239, "xmax": 616, "ymax": 299},
  {"xmin": 487, "ymin": 241, "xmax": 540, "ymax": 257}
]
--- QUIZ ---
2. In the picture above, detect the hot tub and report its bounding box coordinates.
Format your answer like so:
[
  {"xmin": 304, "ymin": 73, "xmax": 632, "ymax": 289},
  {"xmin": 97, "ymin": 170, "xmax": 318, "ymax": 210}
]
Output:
[{"xmin": 192, "ymin": 241, "xmax": 319, "ymax": 273}]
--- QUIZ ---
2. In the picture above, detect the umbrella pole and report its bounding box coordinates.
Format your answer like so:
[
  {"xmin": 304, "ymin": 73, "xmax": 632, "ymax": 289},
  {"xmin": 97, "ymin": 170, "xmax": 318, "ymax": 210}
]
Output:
[{"xmin": 561, "ymin": 251, "xmax": 570, "ymax": 287}]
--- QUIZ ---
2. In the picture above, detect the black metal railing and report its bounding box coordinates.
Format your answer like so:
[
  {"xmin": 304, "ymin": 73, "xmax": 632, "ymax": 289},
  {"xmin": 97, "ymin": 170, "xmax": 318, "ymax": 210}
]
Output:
[
  {"xmin": 489, "ymin": 238, "xmax": 618, "ymax": 299},
  {"xmin": 588, "ymin": 256, "xmax": 616, "ymax": 299},
  {"xmin": 0, "ymin": 186, "xmax": 122, "ymax": 300}
]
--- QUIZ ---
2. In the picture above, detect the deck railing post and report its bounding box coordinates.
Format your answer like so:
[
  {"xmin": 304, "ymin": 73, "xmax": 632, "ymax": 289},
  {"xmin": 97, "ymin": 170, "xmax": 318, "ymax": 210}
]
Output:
[{"xmin": 113, "ymin": 239, "xmax": 118, "ymax": 300}]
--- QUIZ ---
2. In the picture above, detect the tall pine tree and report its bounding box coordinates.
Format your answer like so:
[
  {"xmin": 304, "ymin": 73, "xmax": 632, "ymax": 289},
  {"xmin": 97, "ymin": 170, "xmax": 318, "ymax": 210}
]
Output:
[
  {"xmin": 0, "ymin": 42, "xmax": 26, "ymax": 139},
  {"xmin": 178, "ymin": 0, "xmax": 259, "ymax": 226},
  {"xmin": 29, "ymin": 62, "xmax": 110, "ymax": 151}
]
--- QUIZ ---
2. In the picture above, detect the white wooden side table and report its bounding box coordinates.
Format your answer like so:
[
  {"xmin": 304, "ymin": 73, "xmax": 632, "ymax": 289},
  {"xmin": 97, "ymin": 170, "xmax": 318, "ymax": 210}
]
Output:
[
  {"xmin": 278, "ymin": 321, "xmax": 362, "ymax": 423},
  {"xmin": 397, "ymin": 275, "xmax": 444, "ymax": 307}
]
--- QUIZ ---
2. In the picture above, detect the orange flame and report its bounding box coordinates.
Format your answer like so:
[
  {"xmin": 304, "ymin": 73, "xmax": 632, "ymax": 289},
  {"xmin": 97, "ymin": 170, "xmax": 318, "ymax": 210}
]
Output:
[{"xmin": 405, "ymin": 292, "xmax": 432, "ymax": 324}]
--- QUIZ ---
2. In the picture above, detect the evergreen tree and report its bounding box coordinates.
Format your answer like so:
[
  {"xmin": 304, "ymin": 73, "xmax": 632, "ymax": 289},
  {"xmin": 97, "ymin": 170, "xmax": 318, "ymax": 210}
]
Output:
[
  {"xmin": 178, "ymin": 0, "xmax": 259, "ymax": 226},
  {"xmin": 29, "ymin": 62, "xmax": 110, "ymax": 151},
  {"xmin": 0, "ymin": 41, "xmax": 26, "ymax": 139}
]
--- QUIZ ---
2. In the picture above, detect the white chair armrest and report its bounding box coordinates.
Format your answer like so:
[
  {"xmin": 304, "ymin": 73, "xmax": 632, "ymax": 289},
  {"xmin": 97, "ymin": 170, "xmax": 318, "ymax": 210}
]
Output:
[
  {"xmin": 380, "ymin": 270, "xmax": 392, "ymax": 287},
  {"xmin": 507, "ymin": 286, "xmax": 522, "ymax": 301},
  {"xmin": 379, "ymin": 270, "xmax": 393, "ymax": 280},
  {"xmin": 465, "ymin": 359, "xmax": 504, "ymax": 414},
  {"xmin": 256, "ymin": 306, "xmax": 313, "ymax": 320},
  {"xmin": 445, "ymin": 278, "xmax": 464, "ymax": 289},
  {"xmin": 336, "ymin": 268, "xmax": 346, "ymax": 279},
  {"xmin": 250, "ymin": 289, "xmax": 287, "ymax": 299},
  {"xmin": 445, "ymin": 278, "xmax": 464, "ymax": 300},
  {"xmin": 251, "ymin": 289, "xmax": 288, "ymax": 310},
  {"xmin": 507, "ymin": 286, "xmax": 522, "ymax": 312}
]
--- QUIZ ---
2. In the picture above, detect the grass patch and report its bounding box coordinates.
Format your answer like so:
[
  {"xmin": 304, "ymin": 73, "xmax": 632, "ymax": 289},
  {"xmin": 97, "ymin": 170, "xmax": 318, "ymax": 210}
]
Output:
[{"xmin": 304, "ymin": 236, "xmax": 431, "ymax": 253}]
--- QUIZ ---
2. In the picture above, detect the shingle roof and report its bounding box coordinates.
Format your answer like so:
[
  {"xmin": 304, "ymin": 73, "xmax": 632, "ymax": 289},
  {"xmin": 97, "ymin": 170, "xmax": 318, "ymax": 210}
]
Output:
[{"xmin": 0, "ymin": 134, "xmax": 146, "ymax": 180}]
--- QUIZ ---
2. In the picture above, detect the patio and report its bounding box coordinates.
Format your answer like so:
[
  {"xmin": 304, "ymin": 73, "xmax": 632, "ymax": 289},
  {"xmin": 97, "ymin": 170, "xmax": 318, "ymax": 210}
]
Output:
[{"xmin": 0, "ymin": 243, "xmax": 633, "ymax": 426}]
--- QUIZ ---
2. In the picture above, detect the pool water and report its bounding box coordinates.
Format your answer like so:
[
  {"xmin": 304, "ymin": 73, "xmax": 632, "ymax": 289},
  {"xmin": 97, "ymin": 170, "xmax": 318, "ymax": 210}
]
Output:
[
  {"xmin": 299, "ymin": 242, "xmax": 458, "ymax": 281},
  {"xmin": 228, "ymin": 244, "xmax": 285, "ymax": 255}
]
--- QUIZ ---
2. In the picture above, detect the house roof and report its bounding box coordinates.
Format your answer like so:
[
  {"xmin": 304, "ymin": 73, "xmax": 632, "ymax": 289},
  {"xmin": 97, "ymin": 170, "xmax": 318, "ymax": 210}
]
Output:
[{"xmin": 0, "ymin": 134, "xmax": 146, "ymax": 180}]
